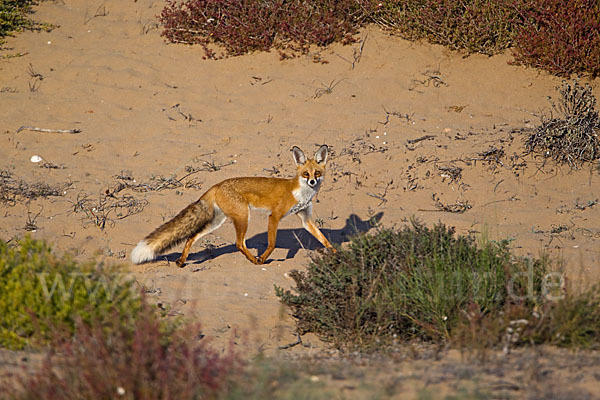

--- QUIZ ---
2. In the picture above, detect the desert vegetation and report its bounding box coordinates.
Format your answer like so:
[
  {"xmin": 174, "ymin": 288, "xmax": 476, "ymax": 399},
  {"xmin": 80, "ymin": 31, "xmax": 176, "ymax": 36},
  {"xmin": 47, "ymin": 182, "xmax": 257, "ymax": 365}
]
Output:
[
  {"xmin": 525, "ymin": 80, "xmax": 600, "ymax": 168},
  {"xmin": 0, "ymin": 237, "xmax": 141, "ymax": 350},
  {"xmin": 0, "ymin": 0, "xmax": 52, "ymax": 47},
  {"xmin": 277, "ymin": 221, "xmax": 600, "ymax": 351},
  {"xmin": 160, "ymin": 0, "xmax": 600, "ymax": 76},
  {"xmin": 2, "ymin": 298, "xmax": 243, "ymax": 399},
  {"xmin": 0, "ymin": 239, "xmax": 361, "ymax": 398},
  {"xmin": 0, "ymin": 1, "xmax": 34, "ymax": 45},
  {"xmin": 2, "ymin": 0, "xmax": 600, "ymax": 398},
  {"xmin": 0, "ymin": 238, "xmax": 241, "ymax": 399},
  {"xmin": 2, "ymin": 223, "xmax": 600, "ymax": 398}
]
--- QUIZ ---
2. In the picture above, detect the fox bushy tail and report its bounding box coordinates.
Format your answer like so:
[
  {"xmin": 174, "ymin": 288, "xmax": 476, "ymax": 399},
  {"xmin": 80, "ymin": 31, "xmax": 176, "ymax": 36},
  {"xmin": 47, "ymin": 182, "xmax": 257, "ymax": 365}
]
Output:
[{"xmin": 131, "ymin": 199, "xmax": 214, "ymax": 264}]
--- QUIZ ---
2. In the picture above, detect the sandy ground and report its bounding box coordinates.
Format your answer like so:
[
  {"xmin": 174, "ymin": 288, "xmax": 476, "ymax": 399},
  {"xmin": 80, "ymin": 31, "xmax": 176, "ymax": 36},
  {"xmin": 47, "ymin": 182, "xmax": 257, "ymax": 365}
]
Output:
[{"xmin": 1, "ymin": 0, "xmax": 600, "ymax": 397}]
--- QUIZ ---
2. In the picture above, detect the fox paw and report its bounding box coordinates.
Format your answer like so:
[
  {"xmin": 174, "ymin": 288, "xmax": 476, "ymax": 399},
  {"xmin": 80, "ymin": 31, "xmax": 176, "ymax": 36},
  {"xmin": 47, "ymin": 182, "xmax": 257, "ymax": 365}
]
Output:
[
  {"xmin": 245, "ymin": 255, "xmax": 261, "ymax": 265},
  {"xmin": 255, "ymin": 256, "xmax": 266, "ymax": 265}
]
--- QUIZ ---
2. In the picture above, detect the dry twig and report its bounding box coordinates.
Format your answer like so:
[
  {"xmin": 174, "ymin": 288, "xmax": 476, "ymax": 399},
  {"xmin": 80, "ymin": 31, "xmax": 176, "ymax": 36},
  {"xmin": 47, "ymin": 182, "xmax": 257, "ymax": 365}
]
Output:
[
  {"xmin": 0, "ymin": 169, "xmax": 71, "ymax": 206},
  {"xmin": 419, "ymin": 193, "xmax": 472, "ymax": 213},
  {"xmin": 71, "ymin": 192, "xmax": 148, "ymax": 230},
  {"xmin": 17, "ymin": 126, "xmax": 81, "ymax": 134}
]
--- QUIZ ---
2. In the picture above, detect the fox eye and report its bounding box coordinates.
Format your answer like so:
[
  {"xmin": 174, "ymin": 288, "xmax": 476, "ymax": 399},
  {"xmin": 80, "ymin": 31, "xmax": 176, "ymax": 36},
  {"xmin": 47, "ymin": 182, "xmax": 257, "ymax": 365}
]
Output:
[
  {"xmin": 302, "ymin": 172, "xmax": 310, "ymax": 178},
  {"xmin": 314, "ymin": 171, "xmax": 321, "ymax": 178}
]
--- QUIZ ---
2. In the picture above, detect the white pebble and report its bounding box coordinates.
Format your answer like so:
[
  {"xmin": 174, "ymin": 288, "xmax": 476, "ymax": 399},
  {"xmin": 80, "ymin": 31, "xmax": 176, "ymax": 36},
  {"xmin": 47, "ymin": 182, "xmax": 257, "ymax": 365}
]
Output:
[{"xmin": 30, "ymin": 155, "xmax": 43, "ymax": 163}]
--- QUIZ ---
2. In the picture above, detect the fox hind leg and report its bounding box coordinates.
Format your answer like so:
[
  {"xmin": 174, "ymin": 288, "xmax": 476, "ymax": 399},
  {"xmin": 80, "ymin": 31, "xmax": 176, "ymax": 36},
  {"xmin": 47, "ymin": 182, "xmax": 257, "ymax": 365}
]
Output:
[
  {"xmin": 257, "ymin": 213, "xmax": 282, "ymax": 264},
  {"xmin": 230, "ymin": 212, "xmax": 260, "ymax": 265}
]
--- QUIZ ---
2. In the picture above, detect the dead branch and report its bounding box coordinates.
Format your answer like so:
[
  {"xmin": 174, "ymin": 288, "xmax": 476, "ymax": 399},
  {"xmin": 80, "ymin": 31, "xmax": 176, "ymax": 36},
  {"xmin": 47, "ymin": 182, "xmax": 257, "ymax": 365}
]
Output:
[{"xmin": 17, "ymin": 126, "xmax": 81, "ymax": 134}]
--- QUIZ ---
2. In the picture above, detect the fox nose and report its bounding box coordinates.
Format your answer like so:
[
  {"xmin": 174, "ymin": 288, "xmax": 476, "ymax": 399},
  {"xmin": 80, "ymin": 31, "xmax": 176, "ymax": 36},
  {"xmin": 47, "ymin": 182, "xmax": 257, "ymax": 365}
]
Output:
[{"xmin": 308, "ymin": 179, "xmax": 317, "ymax": 187}]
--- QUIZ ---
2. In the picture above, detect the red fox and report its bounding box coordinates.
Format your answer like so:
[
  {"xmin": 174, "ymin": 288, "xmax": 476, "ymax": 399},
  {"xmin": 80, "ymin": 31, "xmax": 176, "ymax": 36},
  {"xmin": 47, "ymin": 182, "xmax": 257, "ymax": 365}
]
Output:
[{"xmin": 131, "ymin": 145, "xmax": 335, "ymax": 267}]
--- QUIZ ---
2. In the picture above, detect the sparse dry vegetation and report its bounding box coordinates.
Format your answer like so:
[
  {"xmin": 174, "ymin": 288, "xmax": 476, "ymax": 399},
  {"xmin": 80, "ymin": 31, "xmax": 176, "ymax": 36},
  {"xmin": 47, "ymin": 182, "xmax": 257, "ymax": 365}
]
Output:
[
  {"xmin": 526, "ymin": 80, "xmax": 600, "ymax": 169},
  {"xmin": 0, "ymin": 169, "xmax": 71, "ymax": 206}
]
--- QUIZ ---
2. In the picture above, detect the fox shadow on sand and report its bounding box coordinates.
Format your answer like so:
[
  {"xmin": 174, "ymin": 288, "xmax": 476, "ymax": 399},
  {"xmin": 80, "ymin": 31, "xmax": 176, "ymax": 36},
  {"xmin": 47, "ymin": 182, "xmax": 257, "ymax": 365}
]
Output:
[{"xmin": 161, "ymin": 212, "xmax": 384, "ymax": 267}]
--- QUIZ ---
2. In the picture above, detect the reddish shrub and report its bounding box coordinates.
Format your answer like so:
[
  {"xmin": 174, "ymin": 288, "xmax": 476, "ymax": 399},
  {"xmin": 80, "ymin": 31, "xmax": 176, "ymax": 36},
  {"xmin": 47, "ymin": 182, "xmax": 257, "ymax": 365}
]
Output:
[
  {"xmin": 159, "ymin": 0, "xmax": 371, "ymax": 58},
  {"xmin": 511, "ymin": 0, "xmax": 600, "ymax": 77},
  {"xmin": 4, "ymin": 302, "xmax": 242, "ymax": 400},
  {"xmin": 159, "ymin": 0, "xmax": 600, "ymax": 76}
]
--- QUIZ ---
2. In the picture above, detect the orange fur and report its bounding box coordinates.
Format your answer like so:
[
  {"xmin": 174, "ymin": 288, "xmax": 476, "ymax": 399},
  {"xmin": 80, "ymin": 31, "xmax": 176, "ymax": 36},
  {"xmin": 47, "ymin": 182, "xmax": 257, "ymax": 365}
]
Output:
[{"xmin": 131, "ymin": 145, "xmax": 334, "ymax": 267}]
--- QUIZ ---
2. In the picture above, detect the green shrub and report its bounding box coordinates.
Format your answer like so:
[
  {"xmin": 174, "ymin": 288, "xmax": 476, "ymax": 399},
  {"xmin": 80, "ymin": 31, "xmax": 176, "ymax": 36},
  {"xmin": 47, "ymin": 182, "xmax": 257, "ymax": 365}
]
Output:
[
  {"xmin": 276, "ymin": 221, "xmax": 547, "ymax": 350},
  {"xmin": 371, "ymin": 0, "xmax": 522, "ymax": 55},
  {"xmin": 530, "ymin": 286, "xmax": 600, "ymax": 347},
  {"xmin": 370, "ymin": 0, "xmax": 600, "ymax": 75},
  {"xmin": 0, "ymin": 236, "xmax": 141, "ymax": 350},
  {"xmin": 0, "ymin": 0, "xmax": 35, "ymax": 44},
  {"xmin": 456, "ymin": 283, "xmax": 600, "ymax": 351},
  {"xmin": 278, "ymin": 220, "xmax": 600, "ymax": 351}
]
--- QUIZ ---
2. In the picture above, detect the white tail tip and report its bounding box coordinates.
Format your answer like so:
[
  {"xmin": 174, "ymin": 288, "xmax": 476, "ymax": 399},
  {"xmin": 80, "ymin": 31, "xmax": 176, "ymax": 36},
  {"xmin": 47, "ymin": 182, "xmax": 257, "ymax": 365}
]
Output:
[{"xmin": 131, "ymin": 240, "xmax": 155, "ymax": 264}]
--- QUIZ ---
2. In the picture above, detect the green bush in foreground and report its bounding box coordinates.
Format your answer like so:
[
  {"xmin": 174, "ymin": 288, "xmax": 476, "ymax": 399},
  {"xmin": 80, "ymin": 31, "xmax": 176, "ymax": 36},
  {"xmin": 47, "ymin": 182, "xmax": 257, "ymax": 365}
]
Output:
[
  {"xmin": 276, "ymin": 221, "xmax": 600, "ymax": 350},
  {"xmin": 2, "ymin": 302, "xmax": 243, "ymax": 400},
  {"xmin": 0, "ymin": 236, "xmax": 141, "ymax": 350},
  {"xmin": 277, "ymin": 221, "xmax": 543, "ymax": 348},
  {"xmin": 530, "ymin": 286, "xmax": 600, "ymax": 347},
  {"xmin": 2, "ymin": 314, "xmax": 339, "ymax": 400}
]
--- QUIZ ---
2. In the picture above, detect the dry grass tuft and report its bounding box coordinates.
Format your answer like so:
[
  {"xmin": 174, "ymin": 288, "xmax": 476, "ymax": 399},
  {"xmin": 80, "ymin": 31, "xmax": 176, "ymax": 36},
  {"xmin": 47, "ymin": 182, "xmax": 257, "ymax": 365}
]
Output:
[{"xmin": 526, "ymin": 80, "xmax": 600, "ymax": 169}]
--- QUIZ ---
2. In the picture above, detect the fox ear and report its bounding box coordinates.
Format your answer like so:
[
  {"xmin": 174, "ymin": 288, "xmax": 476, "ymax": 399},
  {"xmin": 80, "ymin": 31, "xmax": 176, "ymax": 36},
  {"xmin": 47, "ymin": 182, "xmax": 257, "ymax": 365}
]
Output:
[
  {"xmin": 291, "ymin": 146, "xmax": 306, "ymax": 165},
  {"xmin": 314, "ymin": 145, "xmax": 328, "ymax": 165}
]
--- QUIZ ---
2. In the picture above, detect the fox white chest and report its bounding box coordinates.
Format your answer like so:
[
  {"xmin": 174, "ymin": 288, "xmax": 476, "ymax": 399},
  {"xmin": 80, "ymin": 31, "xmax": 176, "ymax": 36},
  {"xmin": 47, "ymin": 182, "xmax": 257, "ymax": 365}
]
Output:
[{"xmin": 285, "ymin": 180, "xmax": 319, "ymax": 217}]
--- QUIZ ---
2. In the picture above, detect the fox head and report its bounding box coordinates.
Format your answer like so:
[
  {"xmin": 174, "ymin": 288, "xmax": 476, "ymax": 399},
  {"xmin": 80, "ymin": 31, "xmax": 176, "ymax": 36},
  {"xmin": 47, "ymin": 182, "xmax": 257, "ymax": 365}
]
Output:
[{"xmin": 291, "ymin": 145, "xmax": 328, "ymax": 189}]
